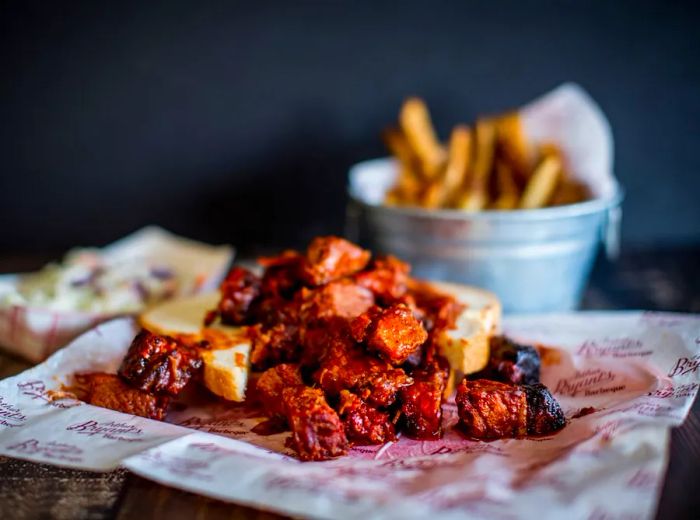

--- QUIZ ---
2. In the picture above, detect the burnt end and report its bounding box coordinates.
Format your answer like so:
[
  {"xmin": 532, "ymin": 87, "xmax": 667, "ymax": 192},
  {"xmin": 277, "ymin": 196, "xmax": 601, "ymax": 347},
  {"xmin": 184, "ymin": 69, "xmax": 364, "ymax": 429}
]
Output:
[
  {"xmin": 118, "ymin": 330, "xmax": 202, "ymax": 397},
  {"xmin": 282, "ymin": 386, "xmax": 348, "ymax": 461},
  {"xmin": 258, "ymin": 251, "xmax": 305, "ymax": 299},
  {"xmin": 254, "ymin": 363, "xmax": 303, "ymax": 418},
  {"xmin": 354, "ymin": 255, "xmax": 410, "ymax": 304},
  {"xmin": 455, "ymin": 379, "xmax": 528, "ymax": 439},
  {"xmin": 524, "ymin": 383, "xmax": 566, "ymax": 435},
  {"xmin": 301, "ymin": 236, "xmax": 371, "ymax": 286},
  {"xmin": 338, "ymin": 390, "xmax": 396, "ymax": 445},
  {"xmin": 399, "ymin": 360, "xmax": 448, "ymax": 440},
  {"xmin": 77, "ymin": 373, "xmax": 170, "ymax": 420},
  {"xmin": 363, "ymin": 304, "xmax": 428, "ymax": 365},
  {"xmin": 455, "ymin": 378, "xmax": 566, "ymax": 439},
  {"xmin": 298, "ymin": 281, "xmax": 375, "ymax": 323},
  {"xmin": 313, "ymin": 339, "xmax": 413, "ymax": 408},
  {"xmin": 249, "ymin": 322, "xmax": 301, "ymax": 370},
  {"xmin": 217, "ymin": 267, "xmax": 262, "ymax": 325},
  {"xmin": 473, "ymin": 335, "xmax": 541, "ymax": 385},
  {"xmin": 408, "ymin": 282, "xmax": 464, "ymax": 332}
]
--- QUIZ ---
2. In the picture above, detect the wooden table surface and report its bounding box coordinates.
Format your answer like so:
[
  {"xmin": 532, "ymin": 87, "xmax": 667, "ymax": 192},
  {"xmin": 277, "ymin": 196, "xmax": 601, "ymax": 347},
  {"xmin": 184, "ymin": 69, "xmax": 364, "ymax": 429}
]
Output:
[{"xmin": 1, "ymin": 246, "xmax": 698, "ymax": 519}]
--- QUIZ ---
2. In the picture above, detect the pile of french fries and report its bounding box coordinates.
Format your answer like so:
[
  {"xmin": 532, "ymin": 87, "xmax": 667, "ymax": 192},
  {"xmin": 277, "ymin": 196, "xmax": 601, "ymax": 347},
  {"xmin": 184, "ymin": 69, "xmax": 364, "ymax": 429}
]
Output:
[{"xmin": 383, "ymin": 98, "xmax": 590, "ymax": 210}]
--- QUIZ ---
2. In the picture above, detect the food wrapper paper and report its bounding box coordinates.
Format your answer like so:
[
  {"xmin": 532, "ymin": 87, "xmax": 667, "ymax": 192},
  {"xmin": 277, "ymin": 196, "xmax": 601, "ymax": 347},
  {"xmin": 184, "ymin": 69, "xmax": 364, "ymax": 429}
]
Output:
[
  {"xmin": 1, "ymin": 311, "xmax": 698, "ymax": 520},
  {"xmin": 0, "ymin": 227, "xmax": 233, "ymax": 362}
]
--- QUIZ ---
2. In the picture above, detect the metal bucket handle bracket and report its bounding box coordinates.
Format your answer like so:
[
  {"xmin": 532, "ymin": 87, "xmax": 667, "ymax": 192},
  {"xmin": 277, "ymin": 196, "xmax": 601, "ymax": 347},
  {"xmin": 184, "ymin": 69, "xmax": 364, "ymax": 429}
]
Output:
[{"xmin": 603, "ymin": 205, "xmax": 622, "ymax": 260}]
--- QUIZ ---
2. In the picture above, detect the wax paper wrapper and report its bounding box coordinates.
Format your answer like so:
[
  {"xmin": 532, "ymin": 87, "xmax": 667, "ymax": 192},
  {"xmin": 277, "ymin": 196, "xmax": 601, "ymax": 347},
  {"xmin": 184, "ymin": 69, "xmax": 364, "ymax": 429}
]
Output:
[
  {"xmin": 0, "ymin": 227, "xmax": 233, "ymax": 362},
  {"xmin": 1, "ymin": 311, "xmax": 698, "ymax": 520}
]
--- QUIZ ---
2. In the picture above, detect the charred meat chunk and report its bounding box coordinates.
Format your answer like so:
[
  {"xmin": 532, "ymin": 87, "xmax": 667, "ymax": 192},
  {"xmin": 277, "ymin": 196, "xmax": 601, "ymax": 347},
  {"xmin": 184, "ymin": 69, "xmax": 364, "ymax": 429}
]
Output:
[
  {"xmin": 76, "ymin": 373, "xmax": 170, "ymax": 420},
  {"xmin": 254, "ymin": 363, "xmax": 303, "ymax": 417},
  {"xmin": 258, "ymin": 251, "xmax": 304, "ymax": 299},
  {"xmin": 314, "ymin": 340, "xmax": 413, "ymax": 407},
  {"xmin": 337, "ymin": 390, "xmax": 396, "ymax": 445},
  {"xmin": 455, "ymin": 379, "xmax": 565, "ymax": 439},
  {"xmin": 297, "ymin": 280, "xmax": 374, "ymax": 323},
  {"xmin": 524, "ymin": 383, "xmax": 567, "ymax": 435},
  {"xmin": 408, "ymin": 281, "xmax": 464, "ymax": 332},
  {"xmin": 399, "ymin": 359, "xmax": 449, "ymax": 440},
  {"xmin": 473, "ymin": 335, "xmax": 541, "ymax": 385},
  {"xmin": 282, "ymin": 386, "xmax": 348, "ymax": 461},
  {"xmin": 353, "ymin": 304, "xmax": 428, "ymax": 365},
  {"xmin": 217, "ymin": 267, "xmax": 262, "ymax": 325},
  {"xmin": 249, "ymin": 321, "xmax": 301, "ymax": 369},
  {"xmin": 118, "ymin": 330, "xmax": 202, "ymax": 396},
  {"xmin": 354, "ymin": 255, "xmax": 410, "ymax": 304},
  {"xmin": 301, "ymin": 236, "xmax": 371, "ymax": 286}
]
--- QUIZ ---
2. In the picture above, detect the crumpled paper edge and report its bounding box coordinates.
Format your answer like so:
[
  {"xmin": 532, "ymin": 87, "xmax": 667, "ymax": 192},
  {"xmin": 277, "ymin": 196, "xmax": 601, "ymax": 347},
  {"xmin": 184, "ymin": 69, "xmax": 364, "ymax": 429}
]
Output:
[{"xmin": 0, "ymin": 227, "xmax": 233, "ymax": 362}]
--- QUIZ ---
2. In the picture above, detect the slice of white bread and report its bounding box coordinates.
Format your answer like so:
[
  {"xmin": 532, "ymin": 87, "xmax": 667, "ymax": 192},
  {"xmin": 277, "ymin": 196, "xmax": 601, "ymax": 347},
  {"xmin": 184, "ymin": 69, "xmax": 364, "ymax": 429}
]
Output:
[
  {"xmin": 200, "ymin": 337, "xmax": 250, "ymax": 402},
  {"xmin": 139, "ymin": 292, "xmax": 220, "ymax": 335},
  {"xmin": 139, "ymin": 292, "xmax": 251, "ymax": 402},
  {"xmin": 137, "ymin": 281, "xmax": 500, "ymax": 402},
  {"xmin": 427, "ymin": 281, "xmax": 501, "ymax": 375}
]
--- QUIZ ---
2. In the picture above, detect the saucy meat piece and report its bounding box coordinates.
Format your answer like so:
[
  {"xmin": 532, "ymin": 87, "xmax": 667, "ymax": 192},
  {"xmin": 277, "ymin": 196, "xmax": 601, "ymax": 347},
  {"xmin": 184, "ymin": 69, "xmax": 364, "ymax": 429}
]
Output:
[
  {"xmin": 258, "ymin": 251, "xmax": 304, "ymax": 299},
  {"xmin": 353, "ymin": 304, "xmax": 428, "ymax": 365},
  {"xmin": 282, "ymin": 386, "xmax": 348, "ymax": 461},
  {"xmin": 217, "ymin": 267, "xmax": 262, "ymax": 325},
  {"xmin": 255, "ymin": 363, "xmax": 303, "ymax": 417},
  {"xmin": 118, "ymin": 330, "xmax": 202, "ymax": 396},
  {"xmin": 249, "ymin": 321, "xmax": 301, "ymax": 369},
  {"xmin": 455, "ymin": 379, "xmax": 565, "ymax": 439},
  {"xmin": 314, "ymin": 340, "xmax": 413, "ymax": 407},
  {"xmin": 399, "ymin": 359, "xmax": 448, "ymax": 440},
  {"xmin": 354, "ymin": 255, "xmax": 410, "ymax": 304},
  {"xmin": 472, "ymin": 335, "xmax": 541, "ymax": 385},
  {"xmin": 409, "ymin": 282, "xmax": 464, "ymax": 332},
  {"xmin": 337, "ymin": 390, "xmax": 396, "ymax": 445},
  {"xmin": 297, "ymin": 280, "xmax": 374, "ymax": 323},
  {"xmin": 300, "ymin": 236, "xmax": 371, "ymax": 286},
  {"xmin": 76, "ymin": 373, "xmax": 170, "ymax": 420}
]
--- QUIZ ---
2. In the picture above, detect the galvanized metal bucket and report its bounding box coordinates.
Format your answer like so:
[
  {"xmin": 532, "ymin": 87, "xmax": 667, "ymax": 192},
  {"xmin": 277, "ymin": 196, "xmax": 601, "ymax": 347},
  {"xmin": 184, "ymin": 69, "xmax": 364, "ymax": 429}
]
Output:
[{"xmin": 347, "ymin": 158, "xmax": 623, "ymax": 314}]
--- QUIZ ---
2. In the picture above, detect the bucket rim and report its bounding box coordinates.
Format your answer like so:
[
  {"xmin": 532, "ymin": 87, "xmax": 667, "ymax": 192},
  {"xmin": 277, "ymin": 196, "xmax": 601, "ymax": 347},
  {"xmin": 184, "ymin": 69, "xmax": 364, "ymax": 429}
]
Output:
[{"xmin": 348, "ymin": 158, "xmax": 624, "ymax": 222}]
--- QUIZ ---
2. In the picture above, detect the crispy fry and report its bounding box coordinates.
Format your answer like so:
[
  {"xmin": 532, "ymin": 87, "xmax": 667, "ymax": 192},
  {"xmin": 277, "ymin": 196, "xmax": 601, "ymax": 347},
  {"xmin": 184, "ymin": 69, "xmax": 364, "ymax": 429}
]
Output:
[
  {"xmin": 538, "ymin": 142, "xmax": 589, "ymax": 206},
  {"xmin": 421, "ymin": 180, "xmax": 443, "ymax": 209},
  {"xmin": 550, "ymin": 179, "xmax": 589, "ymax": 206},
  {"xmin": 519, "ymin": 156, "xmax": 561, "ymax": 209},
  {"xmin": 496, "ymin": 112, "xmax": 532, "ymax": 184},
  {"xmin": 456, "ymin": 118, "xmax": 496, "ymax": 211},
  {"xmin": 382, "ymin": 127, "xmax": 417, "ymax": 170},
  {"xmin": 399, "ymin": 97, "xmax": 445, "ymax": 180},
  {"xmin": 441, "ymin": 125, "xmax": 472, "ymax": 206},
  {"xmin": 382, "ymin": 100, "xmax": 588, "ymax": 210},
  {"xmin": 492, "ymin": 160, "xmax": 520, "ymax": 210}
]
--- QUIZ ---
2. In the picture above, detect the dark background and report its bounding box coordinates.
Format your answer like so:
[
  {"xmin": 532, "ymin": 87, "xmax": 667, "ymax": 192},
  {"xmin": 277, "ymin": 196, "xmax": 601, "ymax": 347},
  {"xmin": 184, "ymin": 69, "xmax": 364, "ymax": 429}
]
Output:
[{"xmin": 1, "ymin": 1, "xmax": 699, "ymax": 256}]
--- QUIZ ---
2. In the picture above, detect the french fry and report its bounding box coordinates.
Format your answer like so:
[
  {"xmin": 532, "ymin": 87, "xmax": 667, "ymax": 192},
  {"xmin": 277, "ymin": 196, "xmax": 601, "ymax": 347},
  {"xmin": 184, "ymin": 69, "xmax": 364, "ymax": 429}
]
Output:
[
  {"xmin": 538, "ymin": 142, "xmax": 589, "ymax": 206},
  {"xmin": 399, "ymin": 97, "xmax": 445, "ymax": 180},
  {"xmin": 382, "ymin": 127, "xmax": 417, "ymax": 170},
  {"xmin": 382, "ymin": 99, "xmax": 588, "ymax": 210},
  {"xmin": 492, "ymin": 160, "xmax": 520, "ymax": 210},
  {"xmin": 550, "ymin": 179, "xmax": 589, "ymax": 206},
  {"xmin": 456, "ymin": 118, "xmax": 496, "ymax": 211},
  {"xmin": 420, "ymin": 180, "xmax": 444, "ymax": 209},
  {"xmin": 519, "ymin": 156, "xmax": 561, "ymax": 209},
  {"xmin": 496, "ymin": 112, "xmax": 532, "ymax": 185},
  {"xmin": 440, "ymin": 125, "xmax": 472, "ymax": 205},
  {"xmin": 395, "ymin": 166, "xmax": 422, "ymax": 205}
]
